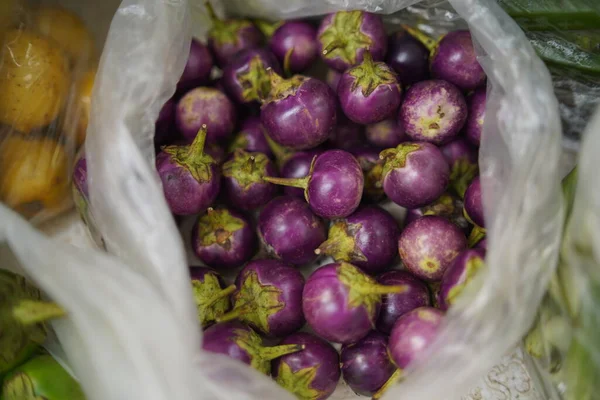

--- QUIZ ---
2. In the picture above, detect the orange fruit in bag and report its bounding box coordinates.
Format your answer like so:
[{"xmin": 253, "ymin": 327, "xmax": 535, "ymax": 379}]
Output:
[
  {"xmin": 0, "ymin": 135, "xmax": 70, "ymax": 219},
  {"xmin": 0, "ymin": 29, "xmax": 71, "ymax": 133},
  {"xmin": 74, "ymin": 66, "xmax": 96, "ymax": 146}
]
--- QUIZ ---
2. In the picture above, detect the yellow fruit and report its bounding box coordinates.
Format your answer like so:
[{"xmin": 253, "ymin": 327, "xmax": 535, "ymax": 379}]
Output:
[
  {"xmin": 33, "ymin": 5, "xmax": 95, "ymax": 64},
  {"xmin": 74, "ymin": 67, "xmax": 96, "ymax": 146},
  {"xmin": 0, "ymin": 135, "xmax": 71, "ymax": 219},
  {"xmin": 0, "ymin": 29, "xmax": 71, "ymax": 133}
]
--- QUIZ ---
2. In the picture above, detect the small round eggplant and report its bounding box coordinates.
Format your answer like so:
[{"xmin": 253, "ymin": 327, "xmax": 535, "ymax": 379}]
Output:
[
  {"xmin": 464, "ymin": 176, "xmax": 486, "ymax": 247},
  {"xmin": 177, "ymin": 38, "xmax": 213, "ymax": 93},
  {"xmin": 190, "ymin": 267, "xmax": 235, "ymax": 327},
  {"xmin": 156, "ymin": 125, "xmax": 221, "ymax": 215},
  {"xmin": 399, "ymin": 79, "xmax": 467, "ymax": 145},
  {"xmin": 365, "ymin": 118, "xmax": 407, "ymax": 148},
  {"xmin": 205, "ymin": 2, "xmax": 263, "ymax": 67},
  {"xmin": 476, "ymin": 238, "xmax": 487, "ymax": 251},
  {"xmin": 222, "ymin": 48, "xmax": 281, "ymax": 104},
  {"xmin": 327, "ymin": 116, "xmax": 364, "ymax": 150},
  {"xmin": 317, "ymin": 11, "xmax": 387, "ymax": 72},
  {"xmin": 155, "ymin": 98, "xmax": 177, "ymax": 147},
  {"xmin": 302, "ymin": 262, "xmax": 407, "ymax": 344},
  {"xmin": 440, "ymin": 137, "xmax": 479, "ymax": 198},
  {"xmin": 376, "ymin": 270, "xmax": 431, "ymax": 334},
  {"xmin": 398, "ymin": 215, "xmax": 467, "ymax": 281},
  {"xmin": 269, "ymin": 21, "xmax": 318, "ymax": 74},
  {"xmin": 341, "ymin": 331, "xmax": 395, "ymax": 396},
  {"xmin": 217, "ymin": 259, "xmax": 305, "ymax": 337},
  {"xmin": 176, "ymin": 87, "xmax": 237, "ymax": 143},
  {"xmin": 221, "ymin": 149, "xmax": 279, "ymax": 211},
  {"xmin": 258, "ymin": 196, "xmax": 326, "ymax": 265},
  {"xmin": 279, "ymin": 148, "xmax": 324, "ymax": 198},
  {"xmin": 325, "ymin": 69, "xmax": 341, "ymax": 92},
  {"xmin": 380, "ymin": 142, "xmax": 449, "ymax": 209},
  {"xmin": 438, "ymin": 248, "xmax": 486, "ymax": 311},
  {"xmin": 430, "ymin": 30, "xmax": 486, "ymax": 92},
  {"xmin": 228, "ymin": 116, "xmax": 273, "ymax": 157},
  {"xmin": 202, "ymin": 321, "xmax": 304, "ymax": 375},
  {"xmin": 272, "ymin": 332, "xmax": 340, "ymax": 400},
  {"xmin": 337, "ymin": 53, "xmax": 402, "ymax": 124},
  {"xmin": 261, "ymin": 70, "xmax": 337, "ymax": 150},
  {"xmin": 404, "ymin": 192, "xmax": 470, "ymax": 235},
  {"xmin": 386, "ymin": 29, "xmax": 430, "ymax": 85},
  {"xmin": 316, "ymin": 205, "xmax": 399, "ymax": 274},
  {"xmin": 191, "ymin": 207, "xmax": 257, "ymax": 270},
  {"xmin": 350, "ymin": 147, "xmax": 385, "ymax": 203},
  {"xmin": 465, "ymin": 86, "xmax": 486, "ymax": 147},
  {"xmin": 264, "ymin": 149, "xmax": 364, "ymax": 219}
]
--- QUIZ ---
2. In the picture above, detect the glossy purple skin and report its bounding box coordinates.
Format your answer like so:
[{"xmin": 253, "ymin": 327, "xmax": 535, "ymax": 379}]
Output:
[
  {"xmin": 235, "ymin": 259, "xmax": 305, "ymax": 336},
  {"xmin": 72, "ymin": 156, "xmax": 88, "ymax": 198},
  {"xmin": 258, "ymin": 196, "xmax": 326, "ymax": 265},
  {"xmin": 382, "ymin": 142, "xmax": 450, "ymax": 209},
  {"xmin": 177, "ymin": 138, "xmax": 226, "ymax": 165},
  {"xmin": 398, "ymin": 216, "xmax": 467, "ymax": 281},
  {"xmin": 365, "ymin": 119, "xmax": 407, "ymax": 148},
  {"xmin": 430, "ymin": 30, "xmax": 486, "ymax": 92},
  {"xmin": 327, "ymin": 117, "xmax": 364, "ymax": 150},
  {"xmin": 349, "ymin": 146, "xmax": 384, "ymax": 203},
  {"xmin": 317, "ymin": 12, "xmax": 387, "ymax": 72},
  {"xmin": 386, "ymin": 30, "xmax": 430, "ymax": 85},
  {"xmin": 438, "ymin": 248, "xmax": 486, "ymax": 311},
  {"xmin": 155, "ymin": 151, "xmax": 221, "ymax": 216},
  {"xmin": 230, "ymin": 116, "xmax": 272, "ymax": 157},
  {"xmin": 476, "ymin": 238, "xmax": 487, "ymax": 250},
  {"xmin": 376, "ymin": 270, "xmax": 432, "ymax": 334},
  {"xmin": 338, "ymin": 66, "xmax": 402, "ymax": 125},
  {"xmin": 325, "ymin": 69, "xmax": 341, "ymax": 92},
  {"xmin": 191, "ymin": 209, "xmax": 257, "ymax": 270},
  {"xmin": 340, "ymin": 331, "xmax": 395, "ymax": 396},
  {"xmin": 202, "ymin": 320, "xmax": 253, "ymax": 365},
  {"xmin": 465, "ymin": 87, "xmax": 486, "ymax": 147},
  {"xmin": 464, "ymin": 176, "xmax": 484, "ymax": 227},
  {"xmin": 222, "ymin": 154, "xmax": 279, "ymax": 211},
  {"xmin": 177, "ymin": 38, "xmax": 213, "ymax": 93},
  {"xmin": 261, "ymin": 77, "xmax": 337, "ymax": 150},
  {"xmin": 222, "ymin": 48, "xmax": 281, "ymax": 104},
  {"xmin": 176, "ymin": 87, "xmax": 237, "ymax": 143},
  {"xmin": 388, "ymin": 307, "xmax": 443, "ymax": 369},
  {"xmin": 272, "ymin": 332, "xmax": 340, "ymax": 400},
  {"xmin": 280, "ymin": 149, "xmax": 323, "ymax": 198},
  {"xmin": 208, "ymin": 23, "xmax": 263, "ymax": 68},
  {"xmin": 339, "ymin": 205, "xmax": 400, "ymax": 274},
  {"xmin": 303, "ymin": 150, "xmax": 363, "ymax": 219},
  {"xmin": 155, "ymin": 98, "xmax": 177, "ymax": 147},
  {"xmin": 440, "ymin": 137, "xmax": 478, "ymax": 167},
  {"xmin": 269, "ymin": 21, "xmax": 318, "ymax": 73},
  {"xmin": 302, "ymin": 263, "xmax": 377, "ymax": 344},
  {"xmin": 400, "ymin": 80, "xmax": 467, "ymax": 145}
]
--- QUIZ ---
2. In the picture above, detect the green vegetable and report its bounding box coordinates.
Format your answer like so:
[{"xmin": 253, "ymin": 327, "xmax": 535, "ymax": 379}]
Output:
[
  {"xmin": 526, "ymin": 32, "xmax": 600, "ymax": 76},
  {"xmin": 499, "ymin": 0, "xmax": 600, "ymax": 31}
]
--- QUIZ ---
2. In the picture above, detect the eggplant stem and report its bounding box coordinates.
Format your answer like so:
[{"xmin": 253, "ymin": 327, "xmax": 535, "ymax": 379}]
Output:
[
  {"xmin": 215, "ymin": 301, "xmax": 252, "ymax": 323},
  {"xmin": 401, "ymin": 24, "xmax": 438, "ymax": 51},
  {"xmin": 263, "ymin": 175, "xmax": 309, "ymax": 190},
  {"xmin": 283, "ymin": 48, "xmax": 294, "ymax": 77},
  {"xmin": 467, "ymin": 225, "xmax": 486, "ymax": 247},
  {"xmin": 372, "ymin": 368, "xmax": 404, "ymax": 400},
  {"xmin": 187, "ymin": 125, "xmax": 208, "ymax": 158},
  {"xmin": 205, "ymin": 1, "xmax": 220, "ymax": 23},
  {"xmin": 13, "ymin": 300, "xmax": 66, "ymax": 326},
  {"xmin": 323, "ymin": 38, "xmax": 344, "ymax": 55},
  {"xmin": 363, "ymin": 284, "xmax": 408, "ymax": 296},
  {"xmin": 206, "ymin": 285, "xmax": 236, "ymax": 308},
  {"xmin": 261, "ymin": 343, "xmax": 305, "ymax": 361}
]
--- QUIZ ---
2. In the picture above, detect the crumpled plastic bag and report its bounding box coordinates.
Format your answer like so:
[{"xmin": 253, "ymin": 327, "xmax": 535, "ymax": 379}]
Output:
[{"xmin": 0, "ymin": 0, "xmax": 566, "ymax": 399}]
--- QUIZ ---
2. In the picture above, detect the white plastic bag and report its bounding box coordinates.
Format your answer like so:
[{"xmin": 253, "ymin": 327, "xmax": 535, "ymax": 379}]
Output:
[{"xmin": 0, "ymin": 0, "xmax": 565, "ymax": 399}]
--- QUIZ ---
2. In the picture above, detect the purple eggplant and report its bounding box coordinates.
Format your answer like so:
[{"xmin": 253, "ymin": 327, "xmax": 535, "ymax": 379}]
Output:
[
  {"xmin": 222, "ymin": 48, "xmax": 281, "ymax": 104},
  {"xmin": 269, "ymin": 21, "xmax": 318, "ymax": 74},
  {"xmin": 476, "ymin": 237, "xmax": 487, "ymax": 251},
  {"xmin": 205, "ymin": 2, "xmax": 263, "ymax": 67},
  {"xmin": 272, "ymin": 332, "xmax": 340, "ymax": 400},
  {"xmin": 221, "ymin": 149, "xmax": 279, "ymax": 211},
  {"xmin": 217, "ymin": 259, "xmax": 304, "ymax": 337},
  {"xmin": 404, "ymin": 192, "xmax": 470, "ymax": 235},
  {"xmin": 325, "ymin": 69, "xmax": 341, "ymax": 92},
  {"xmin": 177, "ymin": 38, "xmax": 214, "ymax": 93},
  {"xmin": 155, "ymin": 98, "xmax": 177, "ymax": 147},
  {"xmin": 176, "ymin": 87, "xmax": 237, "ymax": 143},
  {"xmin": 228, "ymin": 116, "xmax": 273, "ymax": 157},
  {"xmin": 156, "ymin": 125, "xmax": 221, "ymax": 215},
  {"xmin": 464, "ymin": 176, "xmax": 486, "ymax": 247},
  {"xmin": 365, "ymin": 118, "xmax": 407, "ymax": 148},
  {"xmin": 302, "ymin": 262, "xmax": 407, "ymax": 344},
  {"xmin": 202, "ymin": 321, "xmax": 304, "ymax": 375},
  {"xmin": 398, "ymin": 215, "xmax": 467, "ymax": 281},
  {"xmin": 261, "ymin": 70, "xmax": 337, "ymax": 150},
  {"xmin": 438, "ymin": 248, "xmax": 486, "ymax": 311},
  {"xmin": 465, "ymin": 86, "xmax": 486, "ymax": 147},
  {"xmin": 399, "ymin": 79, "xmax": 467, "ymax": 145},
  {"xmin": 191, "ymin": 207, "xmax": 257, "ymax": 270},
  {"xmin": 264, "ymin": 149, "xmax": 364, "ymax": 219},
  {"xmin": 376, "ymin": 270, "xmax": 431, "ymax": 334},
  {"xmin": 340, "ymin": 331, "xmax": 395, "ymax": 396},
  {"xmin": 430, "ymin": 30, "xmax": 486, "ymax": 92},
  {"xmin": 337, "ymin": 53, "xmax": 402, "ymax": 125},
  {"xmin": 380, "ymin": 142, "xmax": 450, "ymax": 209},
  {"xmin": 316, "ymin": 205, "xmax": 399, "ymax": 274},
  {"xmin": 386, "ymin": 29, "xmax": 430, "ymax": 85},
  {"xmin": 317, "ymin": 11, "xmax": 387, "ymax": 72},
  {"xmin": 440, "ymin": 137, "xmax": 479, "ymax": 198},
  {"xmin": 258, "ymin": 196, "xmax": 326, "ymax": 265},
  {"xmin": 279, "ymin": 148, "xmax": 324, "ymax": 198},
  {"xmin": 190, "ymin": 267, "xmax": 235, "ymax": 328},
  {"xmin": 327, "ymin": 116, "xmax": 364, "ymax": 150},
  {"xmin": 350, "ymin": 147, "xmax": 385, "ymax": 203}
]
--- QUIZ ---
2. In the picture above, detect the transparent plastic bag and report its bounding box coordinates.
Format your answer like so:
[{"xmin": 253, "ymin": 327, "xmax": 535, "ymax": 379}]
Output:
[{"xmin": 0, "ymin": 0, "xmax": 565, "ymax": 400}]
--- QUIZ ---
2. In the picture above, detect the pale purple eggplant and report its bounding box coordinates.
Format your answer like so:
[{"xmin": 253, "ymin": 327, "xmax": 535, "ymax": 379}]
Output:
[
  {"xmin": 228, "ymin": 116, "xmax": 273, "ymax": 157},
  {"xmin": 438, "ymin": 248, "xmax": 486, "ymax": 311},
  {"xmin": 269, "ymin": 21, "xmax": 318, "ymax": 73},
  {"xmin": 440, "ymin": 137, "xmax": 479, "ymax": 197},
  {"xmin": 365, "ymin": 118, "xmax": 407, "ymax": 148},
  {"xmin": 177, "ymin": 38, "xmax": 214, "ymax": 93},
  {"xmin": 465, "ymin": 86, "xmax": 486, "ymax": 147}
]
